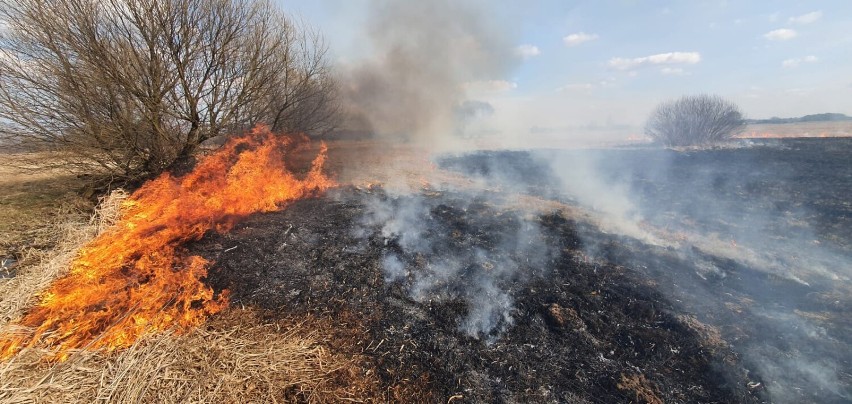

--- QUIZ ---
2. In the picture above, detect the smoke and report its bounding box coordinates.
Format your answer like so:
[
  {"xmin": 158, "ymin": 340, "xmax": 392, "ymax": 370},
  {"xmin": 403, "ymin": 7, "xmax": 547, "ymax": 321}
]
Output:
[
  {"xmin": 357, "ymin": 190, "xmax": 551, "ymax": 339},
  {"xmin": 338, "ymin": 0, "xmax": 516, "ymax": 148},
  {"xmin": 327, "ymin": 1, "xmax": 850, "ymax": 400},
  {"xmin": 437, "ymin": 140, "xmax": 852, "ymax": 402},
  {"xmin": 745, "ymin": 308, "xmax": 850, "ymax": 402},
  {"xmin": 515, "ymin": 143, "xmax": 851, "ymax": 286},
  {"xmin": 539, "ymin": 149, "xmax": 659, "ymax": 244}
]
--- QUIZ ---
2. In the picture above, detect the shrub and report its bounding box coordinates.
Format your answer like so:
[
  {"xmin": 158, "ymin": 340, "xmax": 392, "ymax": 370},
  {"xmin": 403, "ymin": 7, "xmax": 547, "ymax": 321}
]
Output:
[
  {"xmin": 645, "ymin": 94, "xmax": 745, "ymax": 147},
  {"xmin": 0, "ymin": 0, "xmax": 337, "ymax": 183}
]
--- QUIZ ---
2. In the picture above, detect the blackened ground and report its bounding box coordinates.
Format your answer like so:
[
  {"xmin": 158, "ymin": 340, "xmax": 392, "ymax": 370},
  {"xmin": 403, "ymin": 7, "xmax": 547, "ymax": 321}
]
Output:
[
  {"xmin": 439, "ymin": 138, "xmax": 852, "ymax": 403},
  {"xmin": 441, "ymin": 138, "xmax": 852, "ymax": 252},
  {"xmin": 195, "ymin": 188, "xmax": 761, "ymax": 403}
]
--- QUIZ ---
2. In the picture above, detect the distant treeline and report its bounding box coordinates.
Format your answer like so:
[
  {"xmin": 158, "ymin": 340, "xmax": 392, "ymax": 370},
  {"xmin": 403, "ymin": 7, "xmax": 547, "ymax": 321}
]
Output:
[{"xmin": 746, "ymin": 113, "xmax": 852, "ymax": 124}]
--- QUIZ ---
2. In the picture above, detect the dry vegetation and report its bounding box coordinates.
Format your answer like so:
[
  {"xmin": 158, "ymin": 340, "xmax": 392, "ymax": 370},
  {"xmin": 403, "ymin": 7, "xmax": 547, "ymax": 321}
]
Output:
[
  {"xmin": 739, "ymin": 121, "xmax": 852, "ymax": 138},
  {"xmin": 0, "ymin": 177, "xmax": 382, "ymax": 403},
  {"xmin": 0, "ymin": 164, "xmax": 89, "ymax": 262},
  {"xmin": 0, "ymin": 0, "xmax": 336, "ymax": 182},
  {"xmin": 645, "ymin": 94, "xmax": 746, "ymax": 147},
  {"xmin": 677, "ymin": 314, "xmax": 727, "ymax": 349},
  {"xmin": 0, "ymin": 309, "xmax": 379, "ymax": 403},
  {"xmin": 617, "ymin": 373, "xmax": 664, "ymax": 404}
]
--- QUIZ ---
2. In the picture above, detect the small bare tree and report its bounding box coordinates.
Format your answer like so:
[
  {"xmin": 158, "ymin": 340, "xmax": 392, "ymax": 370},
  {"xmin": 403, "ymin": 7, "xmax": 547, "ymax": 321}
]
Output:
[
  {"xmin": 0, "ymin": 0, "xmax": 337, "ymax": 182},
  {"xmin": 645, "ymin": 94, "xmax": 745, "ymax": 147}
]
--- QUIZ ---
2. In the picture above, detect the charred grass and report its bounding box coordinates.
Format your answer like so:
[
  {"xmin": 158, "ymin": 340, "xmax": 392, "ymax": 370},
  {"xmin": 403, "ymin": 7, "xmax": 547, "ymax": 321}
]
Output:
[
  {"xmin": 3, "ymin": 139, "xmax": 850, "ymax": 402},
  {"xmin": 198, "ymin": 189, "xmax": 760, "ymax": 402}
]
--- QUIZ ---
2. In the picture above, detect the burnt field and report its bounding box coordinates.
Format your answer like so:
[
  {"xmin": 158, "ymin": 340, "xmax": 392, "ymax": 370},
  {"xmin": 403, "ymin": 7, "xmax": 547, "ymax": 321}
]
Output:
[{"xmin": 195, "ymin": 138, "xmax": 851, "ymax": 402}]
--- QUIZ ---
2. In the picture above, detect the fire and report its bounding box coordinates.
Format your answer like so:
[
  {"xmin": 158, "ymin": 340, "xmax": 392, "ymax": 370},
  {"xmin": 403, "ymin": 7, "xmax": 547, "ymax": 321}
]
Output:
[{"xmin": 0, "ymin": 125, "xmax": 334, "ymax": 361}]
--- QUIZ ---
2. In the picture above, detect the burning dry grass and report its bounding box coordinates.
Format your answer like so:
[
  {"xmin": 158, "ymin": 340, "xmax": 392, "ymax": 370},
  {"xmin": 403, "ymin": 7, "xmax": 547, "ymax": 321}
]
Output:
[
  {"xmin": 0, "ymin": 190, "xmax": 126, "ymax": 326},
  {"xmin": 0, "ymin": 309, "xmax": 379, "ymax": 403},
  {"xmin": 0, "ymin": 130, "xmax": 397, "ymax": 402},
  {"xmin": 1, "ymin": 126, "xmax": 334, "ymax": 361},
  {"xmin": 0, "ymin": 191, "xmax": 380, "ymax": 402}
]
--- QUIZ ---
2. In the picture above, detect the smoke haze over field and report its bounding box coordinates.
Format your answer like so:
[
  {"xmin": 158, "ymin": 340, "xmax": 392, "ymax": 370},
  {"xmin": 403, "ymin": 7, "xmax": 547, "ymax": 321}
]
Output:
[
  {"xmin": 337, "ymin": 0, "xmax": 517, "ymax": 148},
  {"xmin": 438, "ymin": 140, "xmax": 852, "ymax": 403},
  {"xmin": 356, "ymin": 192, "xmax": 553, "ymax": 339},
  {"xmin": 295, "ymin": 1, "xmax": 852, "ymax": 401}
]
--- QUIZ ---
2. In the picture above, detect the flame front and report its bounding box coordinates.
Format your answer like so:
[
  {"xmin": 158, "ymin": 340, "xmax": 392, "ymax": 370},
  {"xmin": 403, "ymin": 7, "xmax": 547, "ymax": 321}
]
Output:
[{"xmin": 1, "ymin": 125, "xmax": 334, "ymax": 361}]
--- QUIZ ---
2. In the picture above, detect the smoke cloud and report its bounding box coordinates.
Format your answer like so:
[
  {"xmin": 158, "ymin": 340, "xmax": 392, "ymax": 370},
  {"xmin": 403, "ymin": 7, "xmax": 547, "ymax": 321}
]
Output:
[
  {"xmin": 338, "ymin": 0, "xmax": 516, "ymax": 148},
  {"xmin": 357, "ymin": 190, "xmax": 551, "ymax": 339}
]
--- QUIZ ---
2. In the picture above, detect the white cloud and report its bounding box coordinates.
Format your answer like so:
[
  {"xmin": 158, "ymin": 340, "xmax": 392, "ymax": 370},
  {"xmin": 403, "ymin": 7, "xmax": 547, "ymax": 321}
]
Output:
[
  {"xmin": 515, "ymin": 44, "xmax": 540, "ymax": 59},
  {"xmin": 782, "ymin": 55, "xmax": 818, "ymax": 68},
  {"xmin": 608, "ymin": 52, "xmax": 701, "ymax": 70},
  {"xmin": 557, "ymin": 77, "xmax": 618, "ymax": 92},
  {"xmin": 563, "ymin": 32, "xmax": 599, "ymax": 47},
  {"xmin": 764, "ymin": 28, "xmax": 797, "ymax": 41},
  {"xmin": 784, "ymin": 87, "xmax": 813, "ymax": 95},
  {"xmin": 660, "ymin": 67, "xmax": 688, "ymax": 76},
  {"xmin": 599, "ymin": 77, "xmax": 617, "ymax": 88},
  {"xmin": 789, "ymin": 11, "xmax": 822, "ymax": 24},
  {"xmin": 556, "ymin": 83, "xmax": 595, "ymax": 92},
  {"xmin": 464, "ymin": 80, "xmax": 518, "ymax": 94}
]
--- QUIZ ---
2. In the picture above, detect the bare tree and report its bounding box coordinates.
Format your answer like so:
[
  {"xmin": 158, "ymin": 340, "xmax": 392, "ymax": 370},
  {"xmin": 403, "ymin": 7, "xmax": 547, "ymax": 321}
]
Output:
[
  {"xmin": 645, "ymin": 94, "xmax": 745, "ymax": 147},
  {"xmin": 0, "ymin": 0, "xmax": 337, "ymax": 181}
]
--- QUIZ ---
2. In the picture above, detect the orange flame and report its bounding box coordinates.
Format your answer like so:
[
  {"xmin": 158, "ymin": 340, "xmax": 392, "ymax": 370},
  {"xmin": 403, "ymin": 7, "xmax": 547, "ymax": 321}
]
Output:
[{"xmin": 0, "ymin": 125, "xmax": 334, "ymax": 361}]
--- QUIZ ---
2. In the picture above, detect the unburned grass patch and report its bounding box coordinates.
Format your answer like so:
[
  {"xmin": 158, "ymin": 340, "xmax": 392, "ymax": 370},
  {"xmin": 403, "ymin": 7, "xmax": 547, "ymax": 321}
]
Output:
[
  {"xmin": 617, "ymin": 373, "xmax": 664, "ymax": 404},
  {"xmin": 0, "ymin": 161, "xmax": 90, "ymax": 260}
]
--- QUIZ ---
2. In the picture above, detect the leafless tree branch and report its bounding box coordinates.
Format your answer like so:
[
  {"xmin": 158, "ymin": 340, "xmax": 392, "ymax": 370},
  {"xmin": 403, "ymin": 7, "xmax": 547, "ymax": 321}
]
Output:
[{"xmin": 0, "ymin": 0, "xmax": 337, "ymax": 182}]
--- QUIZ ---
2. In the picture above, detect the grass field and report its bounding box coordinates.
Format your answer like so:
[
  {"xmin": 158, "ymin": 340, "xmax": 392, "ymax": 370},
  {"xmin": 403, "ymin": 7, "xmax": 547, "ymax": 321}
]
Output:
[
  {"xmin": 0, "ymin": 158, "xmax": 384, "ymax": 402},
  {"xmin": 2, "ymin": 127, "xmax": 849, "ymax": 402},
  {"xmin": 740, "ymin": 121, "xmax": 852, "ymax": 138},
  {"xmin": 0, "ymin": 163, "xmax": 90, "ymax": 270}
]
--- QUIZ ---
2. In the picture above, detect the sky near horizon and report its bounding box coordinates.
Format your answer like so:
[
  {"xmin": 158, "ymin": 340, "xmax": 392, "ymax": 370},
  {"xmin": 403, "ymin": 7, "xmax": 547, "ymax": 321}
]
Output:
[{"xmin": 280, "ymin": 0, "xmax": 852, "ymax": 134}]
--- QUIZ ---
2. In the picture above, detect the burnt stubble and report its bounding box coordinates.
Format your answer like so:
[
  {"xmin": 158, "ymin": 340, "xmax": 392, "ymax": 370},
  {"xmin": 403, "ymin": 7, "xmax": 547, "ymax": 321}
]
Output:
[
  {"xmin": 195, "ymin": 137, "xmax": 849, "ymax": 403},
  {"xmin": 197, "ymin": 190, "xmax": 757, "ymax": 402}
]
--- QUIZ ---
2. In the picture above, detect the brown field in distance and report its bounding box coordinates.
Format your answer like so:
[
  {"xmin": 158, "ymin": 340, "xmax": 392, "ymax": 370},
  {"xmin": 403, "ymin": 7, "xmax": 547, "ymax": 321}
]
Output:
[{"xmin": 739, "ymin": 121, "xmax": 852, "ymax": 138}]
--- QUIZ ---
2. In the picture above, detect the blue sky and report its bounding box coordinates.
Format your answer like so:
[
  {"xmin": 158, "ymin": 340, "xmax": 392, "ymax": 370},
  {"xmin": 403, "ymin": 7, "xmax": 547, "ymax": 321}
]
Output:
[{"xmin": 280, "ymin": 0, "xmax": 852, "ymax": 131}]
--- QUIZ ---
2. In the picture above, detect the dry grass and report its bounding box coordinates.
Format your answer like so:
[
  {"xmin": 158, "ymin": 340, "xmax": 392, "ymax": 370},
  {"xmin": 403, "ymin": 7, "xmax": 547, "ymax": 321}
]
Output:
[
  {"xmin": 0, "ymin": 160, "xmax": 90, "ymax": 260},
  {"xmin": 0, "ymin": 189, "xmax": 124, "ymax": 325},
  {"xmin": 677, "ymin": 315, "xmax": 727, "ymax": 349},
  {"xmin": 740, "ymin": 121, "xmax": 852, "ymax": 138},
  {"xmin": 617, "ymin": 373, "xmax": 663, "ymax": 404},
  {"xmin": 0, "ymin": 309, "xmax": 380, "ymax": 403},
  {"xmin": 0, "ymin": 188, "xmax": 384, "ymax": 403}
]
